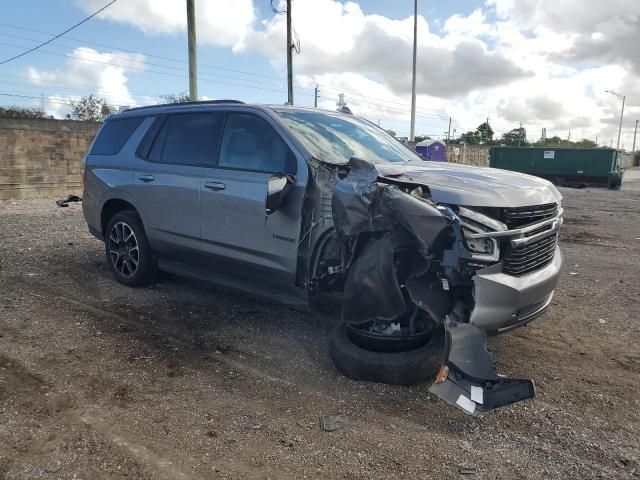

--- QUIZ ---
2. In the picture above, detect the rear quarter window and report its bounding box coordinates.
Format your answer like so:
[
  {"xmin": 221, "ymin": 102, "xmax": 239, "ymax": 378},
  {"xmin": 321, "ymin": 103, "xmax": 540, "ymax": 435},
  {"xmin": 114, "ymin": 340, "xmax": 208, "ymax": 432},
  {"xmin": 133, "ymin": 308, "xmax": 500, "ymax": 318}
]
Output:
[{"xmin": 90, "ymin": 117, "xmax": 144, "ymax": 155}]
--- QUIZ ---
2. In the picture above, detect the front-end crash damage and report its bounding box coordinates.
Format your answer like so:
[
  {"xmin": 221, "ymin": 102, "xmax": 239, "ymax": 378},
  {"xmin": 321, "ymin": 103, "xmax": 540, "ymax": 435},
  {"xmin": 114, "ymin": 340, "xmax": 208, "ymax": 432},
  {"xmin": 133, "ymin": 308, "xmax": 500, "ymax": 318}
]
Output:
[{"xmin": 328, "ymin": 157, "xmax": 537, "ymax": 415}]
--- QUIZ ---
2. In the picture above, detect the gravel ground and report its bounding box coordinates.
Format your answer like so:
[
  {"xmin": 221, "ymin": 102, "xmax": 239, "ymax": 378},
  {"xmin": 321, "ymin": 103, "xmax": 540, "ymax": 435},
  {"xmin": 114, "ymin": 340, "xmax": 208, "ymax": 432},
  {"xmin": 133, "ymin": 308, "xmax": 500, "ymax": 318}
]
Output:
[{"xmin": 1, "ymin": 171, "xmax": 639, "ymax": 479}]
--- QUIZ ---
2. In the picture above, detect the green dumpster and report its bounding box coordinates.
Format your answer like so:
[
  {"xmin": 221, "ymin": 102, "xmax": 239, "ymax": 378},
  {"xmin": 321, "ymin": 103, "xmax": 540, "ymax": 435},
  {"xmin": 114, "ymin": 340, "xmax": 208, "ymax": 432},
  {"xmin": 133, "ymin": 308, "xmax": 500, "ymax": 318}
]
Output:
[{"xmin": 489, "ymin": 147, "xmax": 624, "ymax": 188}]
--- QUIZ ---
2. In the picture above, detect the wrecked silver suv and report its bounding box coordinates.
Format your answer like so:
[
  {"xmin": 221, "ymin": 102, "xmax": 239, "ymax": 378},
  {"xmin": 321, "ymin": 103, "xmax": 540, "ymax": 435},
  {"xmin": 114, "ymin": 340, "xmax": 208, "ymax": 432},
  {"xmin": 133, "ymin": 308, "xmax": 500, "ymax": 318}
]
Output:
[{"xmin": 83, "ymin": 102, "xmax": 563, "ymax": 416}]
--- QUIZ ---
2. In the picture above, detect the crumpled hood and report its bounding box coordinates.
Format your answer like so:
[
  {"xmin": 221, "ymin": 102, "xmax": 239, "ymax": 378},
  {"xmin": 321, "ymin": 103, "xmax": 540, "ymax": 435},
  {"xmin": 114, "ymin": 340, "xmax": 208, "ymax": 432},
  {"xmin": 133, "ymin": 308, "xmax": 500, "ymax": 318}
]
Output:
[{"xmin": 375, "ymin": 161, "xmax": 563, "ymax": 207}]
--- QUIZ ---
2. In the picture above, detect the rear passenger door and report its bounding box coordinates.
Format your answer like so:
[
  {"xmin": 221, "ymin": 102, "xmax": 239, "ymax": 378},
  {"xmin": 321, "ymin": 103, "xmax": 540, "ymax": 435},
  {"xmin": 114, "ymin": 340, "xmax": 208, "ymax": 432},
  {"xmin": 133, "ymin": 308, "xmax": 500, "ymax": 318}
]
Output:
[
  {"xmin": 199, "ymin": 111, "xmax": 305, "ymax": 290},
  {"xmin": 132, "ymin": 111, "xmax": 224, "ymax": 259}
]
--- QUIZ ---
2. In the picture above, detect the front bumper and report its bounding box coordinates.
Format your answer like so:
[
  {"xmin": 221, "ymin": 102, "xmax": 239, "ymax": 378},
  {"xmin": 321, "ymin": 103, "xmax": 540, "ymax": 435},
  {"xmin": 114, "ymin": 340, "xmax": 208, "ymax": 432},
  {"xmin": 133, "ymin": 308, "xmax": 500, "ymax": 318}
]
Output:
[{"xmin": 469, "ymin": 246, "xmax": 562, "ymax": 333}]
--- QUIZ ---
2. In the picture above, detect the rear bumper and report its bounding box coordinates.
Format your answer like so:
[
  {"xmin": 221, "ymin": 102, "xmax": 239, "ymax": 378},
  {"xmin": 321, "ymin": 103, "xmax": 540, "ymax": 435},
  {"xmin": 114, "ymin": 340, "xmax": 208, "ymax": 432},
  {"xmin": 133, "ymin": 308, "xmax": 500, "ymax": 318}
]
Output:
[{"xmin": 469, "ymin": 246, "xmax": 562, "ymax": 333}]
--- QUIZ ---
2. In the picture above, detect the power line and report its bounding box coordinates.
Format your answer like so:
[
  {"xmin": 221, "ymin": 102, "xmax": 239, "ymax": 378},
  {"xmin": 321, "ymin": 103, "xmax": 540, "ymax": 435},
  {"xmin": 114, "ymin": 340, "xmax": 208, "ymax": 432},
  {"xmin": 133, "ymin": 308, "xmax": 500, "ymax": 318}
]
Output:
[
  {"xmin": 0, "ymin": 92, "xmax": 77, "ymax": 106},
  {"xmin": 0, "ymin": 79, "xmax": 145, "ymax": 105},
  {"xmin": 0, "ymin": 36, "xmax": 296, "ymax": 90},
  {"xmin": 317, "ymin": 83, "xmax": 443, "ymax": 112},
  {"xmin": 0, "ymin": 24, "xmax": 449, "ymax": 119},
  {"xmin": 0, "ymin": 22, "xmax": 288, "ymax": 82},
  {"xmin": 0, "ymin": 27, "xmax": 449, "ymax": 121},
  {"xmin": 0, "ymin": 73, "xmax": 160, "ymax": 99},
  {"xmin": 0, "ymin": 0, "xmax": 118, "ymax": 65},
  {"xmin": 0, "ymin": 40, "xmax": 302, "ymax": 95}
]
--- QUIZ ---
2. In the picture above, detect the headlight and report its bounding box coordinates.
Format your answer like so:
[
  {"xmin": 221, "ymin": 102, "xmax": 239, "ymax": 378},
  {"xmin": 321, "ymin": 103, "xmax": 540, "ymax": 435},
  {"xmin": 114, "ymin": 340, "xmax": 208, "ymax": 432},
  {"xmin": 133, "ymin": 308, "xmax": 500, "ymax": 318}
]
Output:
[
  {"xmin": 456, "ymin": 207, "xmax": 503, "ymax": 262},
  {"xmin": 463, "ymin": 228, "xmax": 495, "ymax": 254}
]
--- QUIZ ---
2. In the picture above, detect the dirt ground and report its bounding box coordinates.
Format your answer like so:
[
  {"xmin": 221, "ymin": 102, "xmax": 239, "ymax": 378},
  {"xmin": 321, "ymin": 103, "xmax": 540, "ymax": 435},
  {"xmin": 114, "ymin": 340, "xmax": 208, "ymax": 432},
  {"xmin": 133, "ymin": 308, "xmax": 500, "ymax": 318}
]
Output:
[{"xmin": 1, "ymin": 171, "xmax": 639, "ymax": 480}]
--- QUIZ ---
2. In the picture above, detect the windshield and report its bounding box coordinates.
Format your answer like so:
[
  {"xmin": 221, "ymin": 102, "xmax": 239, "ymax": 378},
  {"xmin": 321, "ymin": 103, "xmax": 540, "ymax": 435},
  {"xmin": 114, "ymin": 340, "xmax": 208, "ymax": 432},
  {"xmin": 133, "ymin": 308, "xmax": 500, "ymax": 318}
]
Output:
[{"xmin": 276, "ymin": 110, "xmax": 421, "ymax": 165}]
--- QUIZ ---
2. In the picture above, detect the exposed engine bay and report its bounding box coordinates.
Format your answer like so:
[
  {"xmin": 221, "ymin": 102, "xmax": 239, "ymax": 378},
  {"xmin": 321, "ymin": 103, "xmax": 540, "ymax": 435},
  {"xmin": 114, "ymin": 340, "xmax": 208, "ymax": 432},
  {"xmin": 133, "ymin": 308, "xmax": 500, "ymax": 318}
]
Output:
[{"xmin": 308, "ymin": 157, "xmax": 562, "ymax": 415}]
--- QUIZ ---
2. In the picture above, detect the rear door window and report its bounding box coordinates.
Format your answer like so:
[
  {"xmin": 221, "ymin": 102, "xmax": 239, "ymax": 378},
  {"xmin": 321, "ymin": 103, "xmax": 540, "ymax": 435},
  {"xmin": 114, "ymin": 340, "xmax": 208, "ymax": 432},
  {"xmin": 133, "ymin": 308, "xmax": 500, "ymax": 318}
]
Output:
[
  {"xmin": 90, "ymin": 117, "xmax": 144, "ymax": 155},
  {"xmin": 149, "ymin": 112, "xmax": 225, "ymax": 166},
  {"xmin": 218, "ymin": 113, "xmax": 296, "ymax": 174}
]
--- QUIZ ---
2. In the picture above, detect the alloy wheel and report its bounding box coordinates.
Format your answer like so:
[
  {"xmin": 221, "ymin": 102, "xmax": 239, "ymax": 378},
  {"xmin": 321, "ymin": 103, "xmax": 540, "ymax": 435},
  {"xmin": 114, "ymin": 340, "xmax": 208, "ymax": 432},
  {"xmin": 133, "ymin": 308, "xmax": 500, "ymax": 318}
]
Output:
[{"xmin": 108, "ymin": 221, "xmax": 139, "ymax": 278}]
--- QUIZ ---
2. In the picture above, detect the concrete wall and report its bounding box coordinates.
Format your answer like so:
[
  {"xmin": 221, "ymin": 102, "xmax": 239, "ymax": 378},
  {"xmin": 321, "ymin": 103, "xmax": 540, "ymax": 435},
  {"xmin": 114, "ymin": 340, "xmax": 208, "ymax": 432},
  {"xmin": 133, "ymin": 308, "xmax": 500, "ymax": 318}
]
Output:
[
  {"xmin": 0, "ymin": 118, "xmax": 99, "ymax": 200},
  {"xmin": 445, "ymin": 143, "xmax": 490, "ymax": 167}
]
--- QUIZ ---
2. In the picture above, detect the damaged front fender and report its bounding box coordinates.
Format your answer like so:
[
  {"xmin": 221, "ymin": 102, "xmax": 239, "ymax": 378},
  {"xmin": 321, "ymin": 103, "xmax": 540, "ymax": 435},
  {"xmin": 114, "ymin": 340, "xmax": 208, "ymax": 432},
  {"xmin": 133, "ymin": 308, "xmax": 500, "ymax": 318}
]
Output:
[{"xmin": 330, "ymin": 157, "xmax": 536, "ymax": 415}]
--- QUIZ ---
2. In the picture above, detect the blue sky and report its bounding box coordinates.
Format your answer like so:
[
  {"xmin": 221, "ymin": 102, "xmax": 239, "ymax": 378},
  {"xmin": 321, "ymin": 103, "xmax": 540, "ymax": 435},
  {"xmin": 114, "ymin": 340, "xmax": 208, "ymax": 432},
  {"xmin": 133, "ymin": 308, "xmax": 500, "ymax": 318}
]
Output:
[{"xmin": 0, "ymin": 0, "xmax": 638, "ymax": 147}]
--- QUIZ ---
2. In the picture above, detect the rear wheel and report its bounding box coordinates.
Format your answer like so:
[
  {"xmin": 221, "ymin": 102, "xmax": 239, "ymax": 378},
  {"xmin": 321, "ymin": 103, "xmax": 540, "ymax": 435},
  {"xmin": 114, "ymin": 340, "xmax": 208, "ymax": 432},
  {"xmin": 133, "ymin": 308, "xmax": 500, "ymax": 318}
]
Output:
[{"xmin": 105, "ymin": 211, "xmax": 157, "ymax": 286}]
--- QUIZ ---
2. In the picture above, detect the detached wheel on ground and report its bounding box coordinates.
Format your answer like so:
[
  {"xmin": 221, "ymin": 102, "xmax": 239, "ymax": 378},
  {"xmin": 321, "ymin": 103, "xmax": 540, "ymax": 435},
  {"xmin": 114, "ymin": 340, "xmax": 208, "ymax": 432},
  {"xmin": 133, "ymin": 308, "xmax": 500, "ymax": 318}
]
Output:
[
  {"xmin": 105, "ymin": 210, "xmax": 157, "ymax": 286},
  {"xmin": 329, "ymin": 323, "xmax": 444, "ymax": 386}
]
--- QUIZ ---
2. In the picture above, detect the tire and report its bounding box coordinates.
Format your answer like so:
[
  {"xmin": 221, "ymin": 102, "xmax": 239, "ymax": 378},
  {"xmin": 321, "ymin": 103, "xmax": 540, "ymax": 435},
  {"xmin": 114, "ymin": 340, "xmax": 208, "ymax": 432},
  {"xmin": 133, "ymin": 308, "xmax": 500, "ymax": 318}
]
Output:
[
  {"xmin": 329, "ymin": 323, "xmax": 445, "ymax": 386},
  {"xmin": 105, "ymin": 210, "xmax": 157, "ymax": 287}
]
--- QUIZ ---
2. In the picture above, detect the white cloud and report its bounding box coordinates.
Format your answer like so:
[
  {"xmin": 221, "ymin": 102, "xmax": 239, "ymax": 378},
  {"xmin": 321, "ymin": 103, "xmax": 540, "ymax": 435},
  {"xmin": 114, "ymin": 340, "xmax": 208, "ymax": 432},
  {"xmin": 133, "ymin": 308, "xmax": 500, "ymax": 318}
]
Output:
[
  {"xmin": 488, "ymin": 0, "xmax": 640, "ymax": 74},
  {"xmin": 26, "ymin": 47, "xmax": 146, "ymax": 116},
  {"xmin": 243, "ymin": 0, "xmax": 528, "ymax": 97},
  {"xmin": 77, "ymin": 0, "xmax": 256, "ymax": 50},
  {"xmin": 55, "ymin": 0, "xmax": 640, "ymax": 149}
]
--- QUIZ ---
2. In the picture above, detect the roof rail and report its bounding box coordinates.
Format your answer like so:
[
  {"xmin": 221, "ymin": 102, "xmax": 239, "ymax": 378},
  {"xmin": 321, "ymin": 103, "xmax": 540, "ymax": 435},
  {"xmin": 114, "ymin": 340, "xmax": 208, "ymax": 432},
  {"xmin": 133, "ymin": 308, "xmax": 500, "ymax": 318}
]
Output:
[{"xmin": 121, "ymin": 99, "xmax": 245, "ymax": 113}]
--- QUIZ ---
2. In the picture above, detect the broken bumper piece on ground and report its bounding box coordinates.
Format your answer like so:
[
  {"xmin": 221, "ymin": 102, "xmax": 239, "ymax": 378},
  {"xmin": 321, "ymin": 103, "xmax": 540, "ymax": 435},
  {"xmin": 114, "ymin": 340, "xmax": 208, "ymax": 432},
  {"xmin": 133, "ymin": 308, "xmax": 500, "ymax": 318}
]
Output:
[{"xmin": 429, "ymin": 319, "xmax": 535, "ymax": 416}]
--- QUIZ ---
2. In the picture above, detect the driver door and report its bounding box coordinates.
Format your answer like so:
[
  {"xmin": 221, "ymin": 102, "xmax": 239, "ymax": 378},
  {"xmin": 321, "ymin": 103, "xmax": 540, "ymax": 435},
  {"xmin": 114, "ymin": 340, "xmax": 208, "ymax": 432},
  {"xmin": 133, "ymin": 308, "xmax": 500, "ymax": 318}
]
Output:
[{"xmin": 199, "ymin": 111, "xmax": 305, "ymax": 291}]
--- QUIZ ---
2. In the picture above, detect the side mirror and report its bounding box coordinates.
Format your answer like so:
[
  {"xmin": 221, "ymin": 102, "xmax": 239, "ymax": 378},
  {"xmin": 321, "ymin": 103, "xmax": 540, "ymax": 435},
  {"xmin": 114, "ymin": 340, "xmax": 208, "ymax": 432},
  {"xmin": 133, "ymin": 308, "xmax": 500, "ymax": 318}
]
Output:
[{"xmin": 266, "ymin": 175, "xmax": 292, "ymax": 215}]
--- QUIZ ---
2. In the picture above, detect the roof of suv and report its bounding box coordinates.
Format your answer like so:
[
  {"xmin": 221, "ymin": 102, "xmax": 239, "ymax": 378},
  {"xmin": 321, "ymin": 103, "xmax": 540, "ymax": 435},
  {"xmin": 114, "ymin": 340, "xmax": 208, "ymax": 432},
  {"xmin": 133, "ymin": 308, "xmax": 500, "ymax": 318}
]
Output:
[{"xmin": 112, "ymin": 100, "xmax": 346, "ymax": 120}]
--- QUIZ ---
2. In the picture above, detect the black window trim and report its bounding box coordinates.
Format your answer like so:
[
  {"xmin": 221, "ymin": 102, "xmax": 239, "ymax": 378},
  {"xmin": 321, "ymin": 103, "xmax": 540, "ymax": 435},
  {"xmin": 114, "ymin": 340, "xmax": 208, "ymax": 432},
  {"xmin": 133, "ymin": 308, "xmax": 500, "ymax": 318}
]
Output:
[
  {"xmin": 135, "ymin": 114, "xmax": 166, "ymax": 160},
  {"xmin": 209, "ymin": 111, "xmax": 298, "ymax": 176}
]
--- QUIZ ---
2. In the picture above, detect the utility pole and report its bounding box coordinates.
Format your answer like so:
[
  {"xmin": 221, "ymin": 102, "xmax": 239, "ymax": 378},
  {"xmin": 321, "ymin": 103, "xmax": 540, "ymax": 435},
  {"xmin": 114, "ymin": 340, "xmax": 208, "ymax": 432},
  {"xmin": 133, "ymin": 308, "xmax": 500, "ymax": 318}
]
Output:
[
  {"xmin": 186, "ymin": 0, "xmax": 197, "ymax": 101},
  {"xmin": 632, "ymin": 120, "xmax": 638, "ymax": 154},
  {"xmin": 518, "ymin": 121, "xmax": 522, "ymax": 147},
  {"xmin": 286, "ymin": 0, "xmax": 293, "ymax": 105},
  {"xmin": 595, "ymin": 135, "xmax": 598, "ymax": 147},
  {"xmin": 485, "ymin": 116, "xmax": 490, "ymax": 143},
  {"xmin": 606, "ymin": 90, "xmax": 625, "ymax": 150},
  {"xmin": 409, "ymin": 0, "xmax": 418, "ymax": 142},
  {"xmin": 447, "ymin": 117, "xmax": 451, "ymax": 140},
  {"xmin": 567, "ymin": 130, "xmax": 571, "ymax": 142},
  {"xmin": 314, "ymin": 84, "xmax": 318, "ymax": 108},
  {"xmin": 616, "ymin": 96, "xmax": 625, "ymax": 150}
]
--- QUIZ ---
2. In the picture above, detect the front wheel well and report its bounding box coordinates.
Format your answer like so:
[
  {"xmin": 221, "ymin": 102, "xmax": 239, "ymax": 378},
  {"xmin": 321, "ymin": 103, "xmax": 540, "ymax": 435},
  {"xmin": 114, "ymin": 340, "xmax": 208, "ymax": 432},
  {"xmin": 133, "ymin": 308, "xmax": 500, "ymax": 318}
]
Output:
[{"xmin": 101, "ymin": 199, "xmax": 138, "ymax": 235}]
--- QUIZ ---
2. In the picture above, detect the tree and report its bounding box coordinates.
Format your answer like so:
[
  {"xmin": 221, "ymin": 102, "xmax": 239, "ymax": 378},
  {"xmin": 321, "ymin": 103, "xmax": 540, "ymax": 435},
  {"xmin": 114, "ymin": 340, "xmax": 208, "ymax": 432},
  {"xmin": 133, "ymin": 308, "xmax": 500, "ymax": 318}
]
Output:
[
  {"xmin": 459, "ymin": 130, "xmax": 481, "ymax": 144},
  {"xmin": 477, "ymin": 122, "xmax": 494, "ymax": 143},
  {"xmin": 160, "ymin": 92, "xmax": 191, "ymax": 104},
  {"xmin": 414, "ymin": 135, "xmax": 431, "ymax": 143},
  {"xmin": 0, "ymin": 106, "xmax": 52, "ymax": 119},
  {"xmin": 574, "ymin": 138, "xmax": 597, "ymax": 149},
  {"xmin": 532, "ymin": 136, "xmax": 598, "ymax": 148},
  {"xmin": 500, "ymin": 127, "xmax": 528, "ymax": 146},
  {"xmin": 385, "ymin": 129, "xmax": 397, "ymax": 137},
  {"xmin": 68, "ymin": 95, "xmax": 116, "ymax": 121},
  {"xmin": 458, "ymin": 122, "xmax": 493, "ymax": 144}
]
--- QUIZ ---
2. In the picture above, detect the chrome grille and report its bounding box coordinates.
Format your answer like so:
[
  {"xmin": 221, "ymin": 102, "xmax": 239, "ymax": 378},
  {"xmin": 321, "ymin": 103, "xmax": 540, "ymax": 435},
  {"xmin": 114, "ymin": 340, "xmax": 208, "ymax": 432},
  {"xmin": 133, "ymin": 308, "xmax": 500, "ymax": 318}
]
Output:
[
  {"xmin": 503, "ymin": 203, "xmax": 559, "ymax": 228},
  {"xmin": 502, "ymin": 203, "xmax": 559, "ymax": 276},
  {"xmin": 503, "ymin": 234, "xmax": 557, "ymax": 276}
]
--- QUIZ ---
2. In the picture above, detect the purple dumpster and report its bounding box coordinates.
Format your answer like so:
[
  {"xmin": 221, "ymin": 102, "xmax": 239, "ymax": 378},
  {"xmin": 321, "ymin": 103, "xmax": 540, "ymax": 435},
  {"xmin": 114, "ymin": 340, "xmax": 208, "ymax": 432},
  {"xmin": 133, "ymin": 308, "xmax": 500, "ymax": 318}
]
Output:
[{"xmin": 415, "ymin": 139, "xmax": 446, "ymax": 161}]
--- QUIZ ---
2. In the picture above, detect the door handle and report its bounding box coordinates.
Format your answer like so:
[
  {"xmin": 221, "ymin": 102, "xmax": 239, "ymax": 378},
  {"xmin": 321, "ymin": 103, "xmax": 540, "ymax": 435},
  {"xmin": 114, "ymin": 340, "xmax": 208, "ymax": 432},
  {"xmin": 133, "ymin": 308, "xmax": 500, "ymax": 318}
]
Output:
[
  {"xmin": 138, "ymin": 174, "xmax": 155, "ymax": 182},
  {"xmin": 204, "ymin": 181, "xmax": 226, "ymax": 191}
]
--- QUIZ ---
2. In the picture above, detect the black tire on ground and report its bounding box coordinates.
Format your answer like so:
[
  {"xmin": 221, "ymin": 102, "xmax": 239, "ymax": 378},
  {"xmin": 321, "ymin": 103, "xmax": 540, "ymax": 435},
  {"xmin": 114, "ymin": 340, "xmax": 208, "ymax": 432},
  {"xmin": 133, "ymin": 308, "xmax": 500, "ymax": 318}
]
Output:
[
  {"xmin": 329, "ymin": 323, "xmax": 445, "ymax": 386},
  {"xmin": 105, "ymin": 210, "xmax": 157, "ymax": 287}
]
